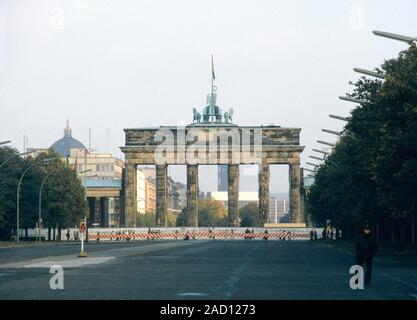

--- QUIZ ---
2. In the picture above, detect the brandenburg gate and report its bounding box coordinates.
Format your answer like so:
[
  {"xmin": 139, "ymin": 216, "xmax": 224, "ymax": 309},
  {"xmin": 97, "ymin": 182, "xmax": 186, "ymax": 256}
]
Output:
[{"xmin": 120, "ymin": 70, "xmax": 305, "ymax": 227}]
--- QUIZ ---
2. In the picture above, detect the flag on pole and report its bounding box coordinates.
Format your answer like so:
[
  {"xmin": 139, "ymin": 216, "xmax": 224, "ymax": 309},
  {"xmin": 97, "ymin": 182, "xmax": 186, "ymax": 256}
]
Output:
[{"xmin": 211, "ymin": 55, "xmax": 215, "ymax": 80}]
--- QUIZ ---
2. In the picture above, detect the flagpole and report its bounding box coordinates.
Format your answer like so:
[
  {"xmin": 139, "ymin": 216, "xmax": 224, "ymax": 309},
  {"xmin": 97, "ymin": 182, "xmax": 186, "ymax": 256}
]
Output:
[
  {"xmin": 211, "ymin": 54, "xmax": 214, "ymax": 95},
  {"xmin": 211, "ymin": 54, "xmax": 216, "ymax": 122}
]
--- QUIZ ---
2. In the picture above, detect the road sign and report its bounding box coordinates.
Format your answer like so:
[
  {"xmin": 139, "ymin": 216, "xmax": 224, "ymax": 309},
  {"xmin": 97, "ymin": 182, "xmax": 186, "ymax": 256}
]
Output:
[
  {"xmin": 79, "ymin": 220, "xmax": 87, "ymax": 258},
  {"xmin": 79, "ymin": 221, "xmax": 86, "ymax": 233}
]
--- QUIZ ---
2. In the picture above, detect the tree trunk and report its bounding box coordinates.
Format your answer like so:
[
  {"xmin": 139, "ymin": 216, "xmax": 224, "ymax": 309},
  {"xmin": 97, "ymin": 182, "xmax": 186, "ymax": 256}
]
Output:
[
  {"xmin": 391, "ymin": 222, "xmax": 395, "ymax": 245},
  {"xmin": 48, "ymin": 226, "xmax": 51, "ymax": 241},
  {"xmin": 353, "ymin": 222, "xmax": 358, "ymax": 242},
  {"xmin": 57, "ymin": 225, "xmax": 62, "ymax": 242},
  {"xmin": 53, "ymin": 227, "xmax": 56, "ymax": 242},
  {"xmin": 400, "ymin": 224, "xmax": 406, "ymax": 246}
]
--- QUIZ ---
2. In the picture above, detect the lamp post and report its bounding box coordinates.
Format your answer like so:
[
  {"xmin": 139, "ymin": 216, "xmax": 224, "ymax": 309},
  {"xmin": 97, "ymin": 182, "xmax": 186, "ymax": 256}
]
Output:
[
  {"xmin": 306, "ymin": 162, "xmax": 320, "ymax": 168},
  {"xmin": 38, "ymin": 170, "xmax": 55, "ymax": 242},
  {"xmin": 303, "ymin": 168, "xmax": 317, "ymax": 174},
  {"xmin": 0, "ymin": 151, "xmax": 31, "ymax": 169},
  {"xmin": 80, "ymin": 168, "xmax": 93, "ymax": 243},
  {"xmin": 317, "ymin": 140, "xmax": 335, "ymax": 148},
  {"xmin": 373, "ymin": 30, "xmax": 417, "ymax": 46},
  {"xmin": 353, "ymin": 68, "xmax": 385, "ymax": 79},
  {"xmin": 84, "ymin": 174, "xmax": 98, "ymax": 242},
  {"xmin": 0, "ymin": 140, "xmax": 11, "ymax": 146},
  {"xmin": 16, "ymin": 158, "xmax": 53, "ymax": 242},
  {"xmin": 339, "ymin": 95, "xmax": 369, "ymax": 105},
  {"xmin": 329, "ymin": 114, "xmax": 349, "ymax": 122},
  {"xmin": 309, "ymin": 155, "xmax": 324, "ymax": 162},
  {"xmin": 312, "ymin": 149, "xmax": 331, "ymax": 156},
  {"xmin": 321, "ymin": 129, "xmax": 341, "ymax": 136}
]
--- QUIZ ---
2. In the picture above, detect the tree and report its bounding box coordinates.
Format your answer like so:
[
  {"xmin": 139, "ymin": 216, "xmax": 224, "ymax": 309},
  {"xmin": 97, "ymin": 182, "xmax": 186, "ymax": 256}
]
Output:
[
  {"xmin": 0, "ymin": 148, "xmax": 87, "ymax": 240},
  {"xmin": 307, "ymin": 45, "xmax": 417, "ymax": 247},
  {"xmin": 176, "ymin": 207, "xmax": 188, "ymax": 227},
  {"xmin": 176, "ymin": 199, "xmax": 228, "ymax": 227},
  {"xmin": 37, "ymin": 151, "xmax": 87, "ymax": 240},
  {"xmin": 137, "ymin": 212, "xmax": 157, "ymax": 227},
  {"xmin": 198, "ymin": 199, "xmax": 227, "ymax": 227},
  {"xmin": 239, "ymin": 203, "xmax": 260, "ymax": 227},
  {"xmin": 0, "ymin": 147, "xmax": 36, "ymax": 239}
]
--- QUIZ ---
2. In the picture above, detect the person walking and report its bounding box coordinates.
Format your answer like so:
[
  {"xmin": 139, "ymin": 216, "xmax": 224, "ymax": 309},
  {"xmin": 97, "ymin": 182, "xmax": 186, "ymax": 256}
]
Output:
[{"xmin": 355, "ymin": 223, "xmax": 378, "ymax": 285}]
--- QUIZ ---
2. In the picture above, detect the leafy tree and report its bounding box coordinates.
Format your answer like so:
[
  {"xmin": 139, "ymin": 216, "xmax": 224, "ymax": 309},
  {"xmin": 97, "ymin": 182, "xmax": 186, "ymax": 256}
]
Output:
[
  {"xmin": 176, "ymin": 207, "xmax": 188, "ymax": 227},
  {"xmin": 198, "ymin": 199, "xmax": 227, "ymax": 227},
  {"xmin": 239, "ymin": 203, "xmax": 260, "ymax": 227},
  {"xmin": 307, "ymin": 45, "xmax": 417, "ymax": 247},
  {"xmin": 0, "ymin": 148, "xmax": 87, "ymax": 240},
  {"xmin": 166, "ymin": 212, "xmax": 177, "ymax": 227},
  {"xmin": 137, "ymin": 212, "xmax": 157, "ymax": 227},
  {"xmin": 176, "ymin": 199, "xmax": 227, "ymax": 227}
]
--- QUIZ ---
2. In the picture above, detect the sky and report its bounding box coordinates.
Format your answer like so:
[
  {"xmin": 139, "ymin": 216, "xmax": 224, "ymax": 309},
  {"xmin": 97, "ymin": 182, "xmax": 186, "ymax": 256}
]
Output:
[{"xmin": 1, "ymin": 0, "xmax": 416, "ymax": 192}]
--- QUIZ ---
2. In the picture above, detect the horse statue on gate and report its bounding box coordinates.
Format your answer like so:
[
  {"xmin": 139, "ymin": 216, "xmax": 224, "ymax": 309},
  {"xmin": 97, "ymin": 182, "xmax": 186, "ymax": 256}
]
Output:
[
  {"xmin": 224, "ymin": 108, "xmax": 234, "ymax": 123},
  {"xmin": 192, "ymin": 108, "xmax": 201, "ymax": 123}
]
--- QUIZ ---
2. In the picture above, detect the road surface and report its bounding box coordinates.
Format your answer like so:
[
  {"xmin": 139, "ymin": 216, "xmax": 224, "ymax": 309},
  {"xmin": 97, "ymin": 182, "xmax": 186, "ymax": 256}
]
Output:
[{"xmin": 0, "ymin": 240, "xmax": 416, "ymax": 299}]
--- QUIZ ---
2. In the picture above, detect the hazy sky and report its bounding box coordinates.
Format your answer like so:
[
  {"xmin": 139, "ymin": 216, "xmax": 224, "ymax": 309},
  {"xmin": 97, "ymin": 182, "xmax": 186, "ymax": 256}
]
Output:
[{"xmin": 1, "ymin": 0, "xmax": 416, "ymax": 192}]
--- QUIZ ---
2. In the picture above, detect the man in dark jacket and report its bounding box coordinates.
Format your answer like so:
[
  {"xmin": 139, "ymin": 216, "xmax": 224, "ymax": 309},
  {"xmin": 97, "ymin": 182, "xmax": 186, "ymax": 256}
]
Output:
[{"xmin": 355, "ymin": 224, "xmax": 378, "ymax": 285}]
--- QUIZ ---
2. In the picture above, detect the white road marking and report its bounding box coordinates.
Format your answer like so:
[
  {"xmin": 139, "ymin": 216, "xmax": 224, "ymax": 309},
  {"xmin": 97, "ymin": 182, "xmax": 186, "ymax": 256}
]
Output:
[
  {"xmin": 213, "ymin": 245, "xmax": 258, "ymax": 299},
  {"xmin": 177, "ymin": 292, "xmax": 207, "ymax": 296},
  {"xmin": 24, "ymin": 257, "xmax": 115, "ymax": 268},
  {"xmin": 0, "ymin": 256, "xmax": 115, "ymax": 269},
  {"xmin": 381, "ymin": 272, "xmax": 417, "ymax": 299}
]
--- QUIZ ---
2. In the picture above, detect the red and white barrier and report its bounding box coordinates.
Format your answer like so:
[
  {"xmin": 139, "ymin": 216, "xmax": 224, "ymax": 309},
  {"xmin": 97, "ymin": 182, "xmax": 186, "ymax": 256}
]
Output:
[{"xmin": 88, "ymin": 230, "xmax": 311, "ymax": 241}]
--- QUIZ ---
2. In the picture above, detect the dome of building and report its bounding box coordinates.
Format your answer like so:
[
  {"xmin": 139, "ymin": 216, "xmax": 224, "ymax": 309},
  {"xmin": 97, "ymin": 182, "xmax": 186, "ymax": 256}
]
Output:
[{"xmin": 50, "ymin": 119, "xmax": 86, "ymax": 157}]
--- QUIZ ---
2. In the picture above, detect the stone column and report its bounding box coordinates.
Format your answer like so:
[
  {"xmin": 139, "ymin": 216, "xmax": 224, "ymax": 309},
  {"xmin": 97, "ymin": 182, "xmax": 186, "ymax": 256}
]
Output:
[
  {"xmin": 123, "ymin": 163, "xmax": 137, "ymax": 227},
  {"xmin": 187, "ymin": 164, "xmax": 199, "ymax": 227},
  {"xmin": 100, "ymin": 197, "xmax": 109, "ymax": 227},
  {"xmin": 87, "ymin": 197, "xmax": 96, "ymax": 227},
  {"xmin": 289, "ymin": 163, "xmax": 302, "ymax": 223},
  {"xmin": 300, "ymin": 168, "xmax": 310, "ymax": 226},
  {"xmin": 155, "ymin": 164, "xmax": 168, "ymax": 227},
  {"xmin": 228, "ymin": 164, "xmax": 240, "ymax": 227},
  {"xmin": 258, "ymin": 163, "xmax": 270, "ymax": 225}
]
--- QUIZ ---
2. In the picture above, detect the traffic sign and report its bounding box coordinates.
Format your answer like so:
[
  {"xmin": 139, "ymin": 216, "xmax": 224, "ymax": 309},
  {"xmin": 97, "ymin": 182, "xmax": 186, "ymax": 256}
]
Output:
[{"xmin": 79, "ymin": 221, "xmax": 86, "ymax": 233}]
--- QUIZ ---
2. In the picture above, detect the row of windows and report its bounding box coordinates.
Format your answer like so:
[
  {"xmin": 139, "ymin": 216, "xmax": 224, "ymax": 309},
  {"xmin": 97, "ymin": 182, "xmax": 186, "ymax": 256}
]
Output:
[
  {"xmin": 77, "ymin": 164, "xmax": 114, "ymax": 172},
  {"xmin": 97, "ymin": 164, "xmax": 114, "ymax": 172}
]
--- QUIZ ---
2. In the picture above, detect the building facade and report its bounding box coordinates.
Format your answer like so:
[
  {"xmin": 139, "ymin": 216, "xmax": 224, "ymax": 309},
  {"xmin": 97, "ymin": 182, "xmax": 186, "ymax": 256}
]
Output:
[{"xmin": 67, "ymin": 148, "xmax": 124, "ymax": 180}]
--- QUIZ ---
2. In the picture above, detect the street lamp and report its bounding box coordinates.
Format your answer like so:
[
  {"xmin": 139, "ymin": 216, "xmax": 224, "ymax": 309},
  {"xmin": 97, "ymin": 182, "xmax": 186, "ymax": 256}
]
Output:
[
  {"xmin": 312, "ymin": 149, "xmax": 331, "ymax": 156},
  {"xmin": 16, "ymin": 158, "xmax": 53, "ymax": 242},
  {"xmin": 309, "ymin": 155, "xmax": 324, "ymax": 162},
  {"xmin": 38, "ymin": 170, "xmax": 56, "ymax": 242},
  {"xmin": 373, "ymin": 30, "xmax": 417, "ymax": 46},
  {"xmin": 317, "ymin": 140, "xmax": 335, "ymax": 148},
  {"xmin": 83, "ymin": 173, "xmax": 98, "ymax": 243},
  {"xmin": 306, "ymin": 162, "xmax": 320, "ymax": 168},
  {"xmin": 0, "ymin": 151, "xmax": 31, "ymax": 169},
  {"xmin": 0, "ymin": 140, "xmax": 11, "ymax": 146},
  {"xmin": 353, "ymin": 68, "xmax": 385, "ymax": 79},
  {"xmin": 321, "ymin": 129, "xmax": 342, "ymax": 136},
  {"xmin": 339, "ymin": 95, "xmax": 369, "ymax": 105},
  {"xmin": 329, "ymin": 114, "xmax": 349, "ymax": 122}
]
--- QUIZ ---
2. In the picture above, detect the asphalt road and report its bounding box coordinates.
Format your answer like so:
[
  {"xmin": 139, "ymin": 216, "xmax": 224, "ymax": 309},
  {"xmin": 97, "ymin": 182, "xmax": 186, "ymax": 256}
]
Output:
[{"xmin": 0, "ymin": 240, "xmax": 416, "ymax": 300}]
